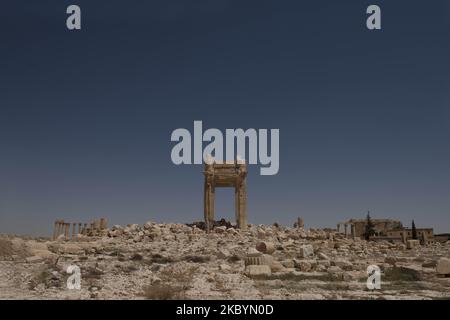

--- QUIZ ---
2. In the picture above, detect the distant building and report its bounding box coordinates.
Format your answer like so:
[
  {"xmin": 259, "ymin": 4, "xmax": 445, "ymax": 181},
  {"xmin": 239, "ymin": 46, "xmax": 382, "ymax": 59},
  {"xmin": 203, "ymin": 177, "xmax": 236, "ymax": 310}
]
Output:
[
  {"xmin": 337, "ymin": 218, "xmax": 403, "ymax": 238},
  {"xmin": 387, "ymin": 228, "xmax": 434, "ymax": 245},
  {"xmin": 434, "ymin": 233, "xmax": 450, "ymax": 243},
  {"xmin": 337, "ymin": 217, "xmax": 435, "ymax": 244},
  {"xmin": 387, "ymin": 228, "xmax": 433, "ymax": 239}
]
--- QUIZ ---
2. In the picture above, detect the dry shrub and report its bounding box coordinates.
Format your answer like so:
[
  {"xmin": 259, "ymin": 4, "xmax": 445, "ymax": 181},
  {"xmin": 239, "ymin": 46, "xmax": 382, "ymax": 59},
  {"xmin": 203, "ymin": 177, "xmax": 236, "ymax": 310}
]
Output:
[
  {"xmin": 159, "ymin": 265, "xmax": 198, "ymax": 288},
  {"xmin": 123, "ymin": 264, "xmax": 139, "ymax": 273},
  {"xmin": 214, "ymin": 274, "xmax": 232, "ymax": 293},
  {"xmin": 28, "ymin": 269, "xmax": 52, "ymax": 290},
  {"xmin": 0, "ymin": 238, "xmax": 13, "ymax": 257},
  {"xmin": 183, "ymin": 255, "xmax": 211, "ymax": 263},
  {"xmin": 384, "ymin": 267, "xmax": 421, "ymax": 282},
  {"xmin": 83, "ymin": 266, "xmax": 104, "ymax": 280},
  {"xmin": 227, "ymin": 254, "xmax": 241, "ymax": 263},
  {"xmin": 151, "ymin": 253, "xmax": 173, "ymax": 264},
  {"xmin": 142, "ymin": 284, "xmax": 181, "ymax": 300},
  {"xmin": 142, "ymin": 265, "xmax": 199, "ymax": 299},
  {"xmin": 131, "ymin": 253, "xmax": 143, "ymax": 261}
]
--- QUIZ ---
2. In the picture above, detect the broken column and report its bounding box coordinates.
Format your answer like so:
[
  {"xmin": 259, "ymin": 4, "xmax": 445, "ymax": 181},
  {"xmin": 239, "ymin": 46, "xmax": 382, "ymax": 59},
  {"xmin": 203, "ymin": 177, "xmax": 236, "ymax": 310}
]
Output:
[
  {"xmin": 401, "ymin": 231, "xmax": 407, "ymax": 244},
  {"xmin": 421, "ymin": 232, "xmax": 428, "ymax": 246},
  {"xmin": 236, "ymin": 172, "xmax": 248, "ymax": 230},
  {"xmin": 351, "ymin": 224, "xmax": 356, "ymax": 240},
  {"xmin": 72, "ymin": 223, "xmax": 76, "ymax": 240},
  {"xmin": 53, "ymin": 220, "xmax": 59, "ymax": 240},
  {"xmin": 204, "ymin": 162, "xmax": 215, "ymax": 232},
  {"xmin": 297, "ymin": 217, "xmax": 304, "ymax": 229},
  {"xmin": 93, "ymin": 219, "xmax": 100, "ymax": 231},
  {"xmin": 65, "ymin": 223, "xmax": 70, "ymax": 241},
  {"xmin": 100, "ymin": 218, "xmax": 108, "ymax": 230},
  {"xmin": 58, "ymin": 220, "xmax": 64, "ymax": 238}
]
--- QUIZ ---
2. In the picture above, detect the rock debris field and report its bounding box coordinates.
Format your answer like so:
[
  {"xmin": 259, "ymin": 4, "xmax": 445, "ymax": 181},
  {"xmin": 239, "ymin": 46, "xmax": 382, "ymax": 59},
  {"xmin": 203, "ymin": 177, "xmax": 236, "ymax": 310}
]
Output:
[{"xmin": 1, "ymin": 222, "xmax": 450, "ymax": 300}]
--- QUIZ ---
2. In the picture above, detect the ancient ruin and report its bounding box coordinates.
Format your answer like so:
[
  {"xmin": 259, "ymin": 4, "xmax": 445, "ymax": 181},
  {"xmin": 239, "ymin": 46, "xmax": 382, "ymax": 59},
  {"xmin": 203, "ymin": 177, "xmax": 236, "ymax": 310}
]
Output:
[
  {"xmin": 337, "ymin": 218, "xmax": 403, "ymax": 240},
  {"xmin": 204, "ymin": 158, "xmax": 248, "ymax": 232},
  {"xmin": 52, "ymin": 218, "xmax": 108, "ymax": 240},
  {"xmin": 337, "ymin": 218, "xmax": 435, "ymax": 244},
  {"xmin": 2, "ymin": 217, "xmax": 449, "ymax": 300}
]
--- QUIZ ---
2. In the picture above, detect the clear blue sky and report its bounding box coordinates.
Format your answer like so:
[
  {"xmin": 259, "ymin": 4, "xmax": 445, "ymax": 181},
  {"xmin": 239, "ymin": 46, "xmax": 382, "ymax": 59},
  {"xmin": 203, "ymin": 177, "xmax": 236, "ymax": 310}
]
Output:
[{"xmin": 0, "ymin": 0, "xmax": 449, "ymax": 236}]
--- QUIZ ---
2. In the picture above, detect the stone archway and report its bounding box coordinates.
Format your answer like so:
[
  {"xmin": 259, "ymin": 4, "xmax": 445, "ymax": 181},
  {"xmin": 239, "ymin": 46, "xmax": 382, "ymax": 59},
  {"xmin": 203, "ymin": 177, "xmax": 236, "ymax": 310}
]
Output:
[{"xmin": 204, "ymin": 159, "xmax": 248, "ymax": 232}]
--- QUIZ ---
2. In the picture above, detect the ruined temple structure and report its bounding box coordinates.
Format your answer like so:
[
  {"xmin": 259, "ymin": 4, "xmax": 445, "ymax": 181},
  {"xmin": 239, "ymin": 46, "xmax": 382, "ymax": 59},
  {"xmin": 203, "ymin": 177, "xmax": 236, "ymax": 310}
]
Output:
[
  {"xmin": 293, "ymin": 217, "xmax": 304, "ymax": 229},
  {"xmin": 53, "ymin": 218, "xmax": 108, "ymax": 240},
  {"xmin": 204, "ymin": 157, "xmax": 248, "ymax": 232},
  {"xmin": 336, "ymin": 218, "xmax": 434, "ymax": 244},
  {"xmin": 337, "ymin": 218, "xmax": 403, "ymax": 240}
]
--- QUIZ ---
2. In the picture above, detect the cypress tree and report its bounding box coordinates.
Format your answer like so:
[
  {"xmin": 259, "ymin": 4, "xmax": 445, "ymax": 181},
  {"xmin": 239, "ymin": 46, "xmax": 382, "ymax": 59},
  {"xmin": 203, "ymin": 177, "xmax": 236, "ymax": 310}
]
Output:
[
  {"xmin": 364, "ymin": 211, "xmax": 376, "ymax": 241},
  {"xmin": 412, "ymin": 220, "xmax": 417, "ymax": 240}
]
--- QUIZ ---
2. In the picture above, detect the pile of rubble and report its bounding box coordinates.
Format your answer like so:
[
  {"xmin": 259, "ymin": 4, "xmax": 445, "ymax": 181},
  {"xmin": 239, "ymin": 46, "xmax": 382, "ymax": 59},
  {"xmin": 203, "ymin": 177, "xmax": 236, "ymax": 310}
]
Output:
[{"xmin": 1, "ymin": 222, "xmax": 449, "ymax": 300}]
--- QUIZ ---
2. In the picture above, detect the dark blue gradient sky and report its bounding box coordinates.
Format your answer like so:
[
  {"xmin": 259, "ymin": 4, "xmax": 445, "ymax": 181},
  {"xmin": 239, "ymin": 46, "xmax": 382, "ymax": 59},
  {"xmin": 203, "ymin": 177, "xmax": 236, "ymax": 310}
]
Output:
[{"xmin": 1, "ymin": 1, "xmax": 449, "ymax": 236}]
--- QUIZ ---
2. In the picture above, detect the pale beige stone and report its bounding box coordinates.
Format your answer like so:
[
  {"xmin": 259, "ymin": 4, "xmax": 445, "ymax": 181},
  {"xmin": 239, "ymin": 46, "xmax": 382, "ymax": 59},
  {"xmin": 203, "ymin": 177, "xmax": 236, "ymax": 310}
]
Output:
[
  {"xmin": 245, "ymin": 265, "xmax": 271, "ymax": 277},
  {"xmin": 436, "ymin": 258, "xmax": 450, "ymax": 275}
]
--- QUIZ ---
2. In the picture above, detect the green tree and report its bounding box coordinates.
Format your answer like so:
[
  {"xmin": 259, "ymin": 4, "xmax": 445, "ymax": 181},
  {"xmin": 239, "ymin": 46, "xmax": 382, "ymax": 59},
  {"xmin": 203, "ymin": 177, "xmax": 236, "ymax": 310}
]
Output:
[
  {"xmin": 411, "ymin": 220, "xmax": 417, "ymax": 240},
  {"xmin": 364, "ymin": 211, "xmax": 376, "ymax": 241}
]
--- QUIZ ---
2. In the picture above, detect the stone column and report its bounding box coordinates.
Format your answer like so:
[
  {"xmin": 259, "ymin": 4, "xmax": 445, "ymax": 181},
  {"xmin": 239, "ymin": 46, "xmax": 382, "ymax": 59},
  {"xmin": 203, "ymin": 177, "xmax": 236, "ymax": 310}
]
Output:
[
  {"xmin": 204, "ymin": 179, "xmax": 215, "ymax": 233},
  {"xmin": 235, "ymin": 184, "xmax": 239, "ymax": 229},
  {"xmin": 337, "ymin": 224, "xmax": 340, "ymax": 233},
  {"xmin": 401, "ymin": 231, "xmax": 407, "ymax": 244},
  {"xmin": 57, "ymin": 221, "xmax": 63, "ymax": 237},
  {"xmin": 83, "ymin": 223, "xmax": 87, "ymax": 235},
  {"xmin": 93, "ymin": 219, "xmax": 100, "ymax": 231},
  {"xmin": 344, "ymin": 224, "xmax": 348, "ymax": 238},
  {"xmin": 100, "ymin": 218, "xmax": 107, "ymax": 230},
  {"xmin": 53, "ymin": 221, "xmax": 58, "ymax": 240},
  {"xmin": 72, "ymin": 223, "xmax": 76, "ymax": 240},
  {"xmin": 209, "ymin": 186, "xmax": 215, "ymax": 229},
  {"xmin": 421, "ymin": 232, "xmax": 427, "ymax": 246},
  {"xmin": 236, "ymin": 179, "xmax": 247, "ymax": 230},
  {"xmin": 351, "ymin": 224, "xmax": 356, "ymax": 240},
  {"xmin": 297, "ymin": 217, "xmax": 304, "ymax": 229},
  {"xmin": 65, "ymin": 223, "xmax": 70, "ymax": 240},
  {"xmin": 78, "ymin": 223, "xmax": 82, "ymax": 235},
  {"xmin": 204, "ymin": 179, "xmax": 209, "ymax": 232}
]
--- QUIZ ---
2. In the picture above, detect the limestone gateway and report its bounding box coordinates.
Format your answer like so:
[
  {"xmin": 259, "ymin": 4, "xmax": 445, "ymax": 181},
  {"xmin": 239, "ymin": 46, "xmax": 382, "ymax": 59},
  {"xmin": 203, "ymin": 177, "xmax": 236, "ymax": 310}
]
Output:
[{"xmin": 204, "ymin": 159, "xmax": 248, "ymax": 232}]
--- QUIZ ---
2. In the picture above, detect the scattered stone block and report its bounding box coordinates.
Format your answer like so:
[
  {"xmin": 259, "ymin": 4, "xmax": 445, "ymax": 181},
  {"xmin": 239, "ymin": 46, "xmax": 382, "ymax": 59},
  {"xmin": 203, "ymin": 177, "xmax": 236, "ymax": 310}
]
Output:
[
  {"xmin": 217, "ymin": 248, "xmax": 231, "ymax": 259},
  {"xmin": 436, "ymin": 258, "xmax": 450, "ymax": 275},
  {"xmin": 294, "ymin": 259, "xmax": 312, "ymax": 272},
  {"xmin": 247, "ymin": 247, "xmax": 262, "ymax": 257},
  {"xmin": 299, "ymin": 244, "xmax": 314, "ymax": 258},
  {"xmin": 407, "ymin": 240, "xmax": 420, "ymax": 249},
  {"xmin": 280, "ymin": 259, "xmax": 295, "ymax": 268},
  {"xmin": 256, "ymin": 241, "xmax": 275, "ymax": 254},
  {"xmin": 245, "ymin": 254, "xmax": 272, "ymax": 266},
  {"xmin": 318, "ymin": 252, "xmax": 330, "ymax": 260},
  {"xmin": 215, "ymin": 226, "xmax": 227, "ymax": 233},
  {"xmin": 270, "ymin": 260, "xmax": 285, "ymax": 272},
  {"xmin": 25, "ymin": 256, "xmax": 44, "ymax": 263},
  {"xmin": 245, "ymin": 265, "xmax": 271, "ymax": 277},
  {"xmin": 333, "ymin": 259, "xmax": 353, "ymax": 271}
]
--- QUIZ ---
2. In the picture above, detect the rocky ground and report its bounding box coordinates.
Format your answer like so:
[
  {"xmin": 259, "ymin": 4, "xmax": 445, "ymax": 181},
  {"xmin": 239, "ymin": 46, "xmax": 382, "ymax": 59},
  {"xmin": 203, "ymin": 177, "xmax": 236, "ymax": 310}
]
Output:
[{"xmin": 1, "ymin": 222, "xmax": 450, "ymax": 300}]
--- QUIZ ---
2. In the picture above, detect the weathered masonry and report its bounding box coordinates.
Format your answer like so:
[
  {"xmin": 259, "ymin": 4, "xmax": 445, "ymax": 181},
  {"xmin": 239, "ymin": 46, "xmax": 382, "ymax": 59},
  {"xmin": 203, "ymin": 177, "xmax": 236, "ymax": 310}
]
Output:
[{"xmin": 204, "ymin": 159, "xmax": 248, "ymax": 232}]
